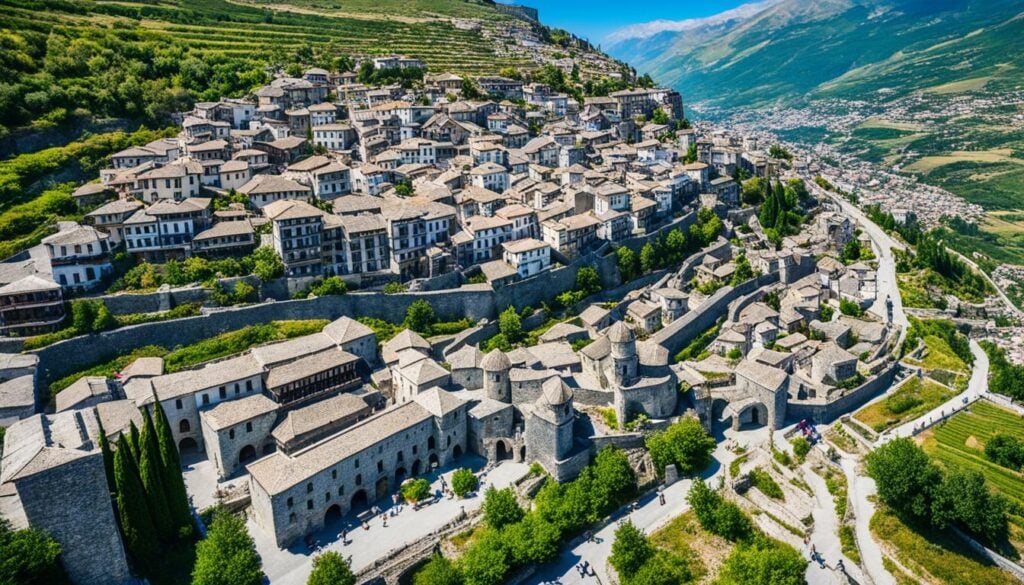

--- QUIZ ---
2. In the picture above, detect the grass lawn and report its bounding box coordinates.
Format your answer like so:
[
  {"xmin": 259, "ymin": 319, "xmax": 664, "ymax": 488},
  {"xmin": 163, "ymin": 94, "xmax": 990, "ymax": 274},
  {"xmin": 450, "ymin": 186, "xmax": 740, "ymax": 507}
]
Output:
[
  {"xmin": 648, "ymin": 511, "xmax": 730, "ymax": 583},
  {"xmin": 871, "ymin": 508, "xmax": 1018, "ymax": 585},
  {"xmin": 915, "ymin": 335, "xmax": 969, "ymax": 373},
  {"xmin": 920, "ymin": 401, "xmax": 1024, "ymax": 506},
  {"xmin": 853, "ymin": 378, "xmax": 955, "ymax": 432}
]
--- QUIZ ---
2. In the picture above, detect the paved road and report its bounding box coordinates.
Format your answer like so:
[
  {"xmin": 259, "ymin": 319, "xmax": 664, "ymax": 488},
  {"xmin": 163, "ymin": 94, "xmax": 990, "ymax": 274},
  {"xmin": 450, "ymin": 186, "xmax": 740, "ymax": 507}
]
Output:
[
  {"xmin": 803, "ymin": 462, "xmax": 868, "ymax": 585},
  {"xmin": 251, "ymin": 459, "xmax": 529, "ymax": 585},
  {"xmin": 841, "ymin": 455, "xmax": 894, "ymax": 585}
]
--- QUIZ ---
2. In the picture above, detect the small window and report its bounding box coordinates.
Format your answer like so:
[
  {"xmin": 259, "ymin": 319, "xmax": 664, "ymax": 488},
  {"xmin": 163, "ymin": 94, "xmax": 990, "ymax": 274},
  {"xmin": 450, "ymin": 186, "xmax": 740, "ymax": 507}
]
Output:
[
  {"xmin": 175, "ymin": 399, "xmax": 183, "ymax": 410},
  {"xmin": 306, "ymin": 482, "xmax": 313, "ymax": 494},
  {"xmin": 229, "ymin": 429, "xmax": 235, "ymax": 440},
  {"xmin": 287, "ymin": 497, "xmax": 293, "ymax": 508},
  {"xmin": 338, "ymin": 486, "xmax": 344, "ymax": 496},
  {"xmin": 377, "ymin": 460, "xmax": 383, "ymax": 472},
  {"xmin": 355, "ymin": 474, "xmax": 362, "ymax": 486},
  {"xmin": 306, "ymin": 500, "xmax": 313, "ymax": 510},
  {"xmin": 202, "ymin": 394, "xmax": 210, "ymax": 406},
  {"xmin": 332, "ymin": 469, "xmax": 337, "ymax": 480},
  {"xmin": 246, "ymin": 422, "xmax": 253, "ymax": 433}
]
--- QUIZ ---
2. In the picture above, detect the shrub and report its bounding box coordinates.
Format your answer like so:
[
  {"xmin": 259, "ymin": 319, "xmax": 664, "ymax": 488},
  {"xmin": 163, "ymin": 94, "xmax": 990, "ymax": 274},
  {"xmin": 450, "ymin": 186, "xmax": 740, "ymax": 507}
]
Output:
[
  {"xmin": 451, "ymin": 469, "xmax": 478, "ymax": 498},
  {"xmin": 749, "ymin": 468, "xmax": 784, "ymax": 500},
  {"xmin": 383, "ymin": 281, "xmax": 407, "ymax": 294},
  {"xmin": 984, "ymin": 434, "xmax": 1024, "ymax": 471},
  {"xmin": 686, "ymin": 479, "xmax": 752, "ymax": 542},
  {"xmin": 401, "ymin": 478, "xmax": 431, "ymax": 504},
  {"xmin": 791, "ymin": 437, "xmax": 811, "ymax": 462},
  {"xmin": 609, "ymin": 521, "xmax": 653, "ymax": 580},
  {"xmin": 645, "ymin": 417, "xmax": 715, "ymax": 476},
  {"xmin": 482, "ymin": 487, "xmax": 523, "ymax": 529},
  {"xmin": 414, "ymin": 554, "xmax": 464, "ymax": 585}
]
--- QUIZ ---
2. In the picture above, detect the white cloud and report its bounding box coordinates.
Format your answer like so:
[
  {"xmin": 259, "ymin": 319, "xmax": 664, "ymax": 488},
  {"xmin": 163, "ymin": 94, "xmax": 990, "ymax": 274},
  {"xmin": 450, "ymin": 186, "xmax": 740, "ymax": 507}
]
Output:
[{"xmin": 605, "ymin": 0, "xmax": 784, "ymax": 42}]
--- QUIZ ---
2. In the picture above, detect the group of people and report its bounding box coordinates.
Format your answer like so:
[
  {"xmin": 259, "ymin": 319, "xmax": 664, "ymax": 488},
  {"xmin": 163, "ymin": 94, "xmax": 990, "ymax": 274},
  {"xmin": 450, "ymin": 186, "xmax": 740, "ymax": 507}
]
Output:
[{"xmin": 806, "ymin": 540, "xmax": 846, "ymax": 575}]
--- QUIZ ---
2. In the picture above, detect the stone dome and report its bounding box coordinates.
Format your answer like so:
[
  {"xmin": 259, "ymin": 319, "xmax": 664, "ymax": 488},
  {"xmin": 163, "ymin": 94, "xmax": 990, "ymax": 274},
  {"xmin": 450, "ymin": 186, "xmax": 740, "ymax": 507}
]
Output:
[
  {"xmin": 481, "ymin": 349, "xmax": 511, "ymax": 371},
  {"xmin": 540, "ymin": 377, "xmax": 572, "ymax": 406},
  {"xmin": 607, "ymin": 320, "xmax": 635, "ymax": 344}
]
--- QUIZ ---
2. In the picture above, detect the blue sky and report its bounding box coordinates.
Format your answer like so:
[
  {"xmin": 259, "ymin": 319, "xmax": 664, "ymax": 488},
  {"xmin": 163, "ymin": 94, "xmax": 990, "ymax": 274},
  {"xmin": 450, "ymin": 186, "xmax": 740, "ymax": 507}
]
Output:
[{"xmin": 499, "ymin": 0, "xmax": 755, "ymax": 43}]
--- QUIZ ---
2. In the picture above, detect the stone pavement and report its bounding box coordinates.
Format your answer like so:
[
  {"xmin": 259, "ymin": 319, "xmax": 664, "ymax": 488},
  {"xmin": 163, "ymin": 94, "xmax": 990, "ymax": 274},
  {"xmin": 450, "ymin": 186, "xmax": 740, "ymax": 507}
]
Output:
[
  {"xmin": 803, "ymin": 462, "xmax": 868, "ymax": 585},
  {"xmin": 250, "ymin": 457, "xmax": 529, "ymax": 585},
  {"xmin": 841, "ymin": 455, "xmax": 894, "ymax": 585}
]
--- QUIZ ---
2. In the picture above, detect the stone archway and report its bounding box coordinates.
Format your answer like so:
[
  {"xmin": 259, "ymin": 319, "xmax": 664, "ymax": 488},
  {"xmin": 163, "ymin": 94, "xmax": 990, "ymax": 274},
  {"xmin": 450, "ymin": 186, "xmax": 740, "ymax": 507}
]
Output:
[
  {"xmin": 351, "ymin": 489, "xmax": 369, "ymax": 512},
  {"xmin": 324, "ymin": 504, "xmax": 342, "ymax": 527},
  {"xmin": 519, "ymin": 446, "xmax": 526, "ymax": 462},
  {"xmin": 178, "ymin": 437, "xmax": 198, "ymax": 454},
  {"xmin": 239, "ymin": 444, "xmax": 257, "ymax": 466},
  {"xmin": 452, "ymin": 444, "xmax": 463, "ymax": 459},
  {"xmin": 428, "ymin": 453, "xmax": 439, "ymax": 469},
  {"xmin": 733, "ymin": 401, "xmax": 769, "ymax": 430},
  {"xmin": 375, "ymin": 477, "xmax": 389, "ymax": 501},
  {"xmin": 495, "ymin": 440, "xmax": 511, "ymax": 461},
  {"xmin": 412, "ymin": 459, "xmax": 422, "ymax": 475},
  {"xmin": 395, "ymin": 467, "xmax": 407, "ymax": 484}
]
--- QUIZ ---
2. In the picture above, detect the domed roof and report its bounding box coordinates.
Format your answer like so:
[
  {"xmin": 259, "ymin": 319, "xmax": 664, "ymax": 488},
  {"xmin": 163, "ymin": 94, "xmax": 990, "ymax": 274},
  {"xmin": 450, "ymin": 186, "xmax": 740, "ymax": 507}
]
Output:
[
  {"xmin": 607, "ymin": 321, "xmax": 635, "ymax": 344},
  {"xmin": 540, "ymin": 377, "xmax": 573, "ymax": 406},
  {"xmin": 481, "ymin": 349, "xmax": 511, "ymax": 371}
]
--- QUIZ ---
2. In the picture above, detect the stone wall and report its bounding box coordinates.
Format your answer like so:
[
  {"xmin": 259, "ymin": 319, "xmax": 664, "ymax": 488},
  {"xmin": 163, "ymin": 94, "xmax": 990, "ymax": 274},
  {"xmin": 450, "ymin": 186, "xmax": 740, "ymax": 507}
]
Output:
[
  {"xmin": 786, "ymin": 362, "xmax": 900, "ymax": 423},
  {"xmin": 590, "ymin": 433, "xmax": 645, "ymax": 451},
  {"xmin": 652, "ymin": 272, "xmax": 780, "ymax": 356}
]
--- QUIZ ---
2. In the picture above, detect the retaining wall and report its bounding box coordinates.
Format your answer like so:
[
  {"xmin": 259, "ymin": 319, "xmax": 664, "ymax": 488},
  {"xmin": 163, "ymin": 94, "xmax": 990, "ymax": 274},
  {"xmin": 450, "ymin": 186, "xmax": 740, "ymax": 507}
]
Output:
[{"xmin": 786, "ymin": 362, "xmax": 900, "ymax": 423}]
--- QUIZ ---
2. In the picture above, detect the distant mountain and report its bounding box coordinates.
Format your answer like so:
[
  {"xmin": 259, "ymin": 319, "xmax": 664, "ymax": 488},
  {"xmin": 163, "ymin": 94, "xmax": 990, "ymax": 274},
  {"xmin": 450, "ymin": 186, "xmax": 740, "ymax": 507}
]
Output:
[{"xmin": 606, "ymin": 0, "xmax": 1024, "ymax": 108}]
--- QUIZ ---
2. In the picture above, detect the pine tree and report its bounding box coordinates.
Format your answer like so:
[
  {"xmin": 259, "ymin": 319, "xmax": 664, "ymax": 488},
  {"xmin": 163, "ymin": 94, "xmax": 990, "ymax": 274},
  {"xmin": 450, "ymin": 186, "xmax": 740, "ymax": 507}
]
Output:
[
  {"xmin": 114, "ymin": 435, "xmax": 159, "ymax": 568},
  {"xmin": 153, "ymin": 403, "xmax": 194, "ymax": 537},
  {"xmin": 139, "ymin": 409, "xmax": 174, "ymax": 542}
]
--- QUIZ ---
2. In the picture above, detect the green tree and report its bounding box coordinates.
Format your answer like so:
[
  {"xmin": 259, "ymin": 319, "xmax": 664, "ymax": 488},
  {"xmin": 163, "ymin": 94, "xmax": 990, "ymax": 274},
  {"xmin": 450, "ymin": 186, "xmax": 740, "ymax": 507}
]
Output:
[
  {"xmin": 609, "ymin": 521, "xmax": 654, "ymax": 580},
  {"xmin": 138, "ymin": 409, "xmax": 174, "ymax": 542},
  {"xmin": 498, "ymin": 306, "xmax": 522, "ymax": 345},
  {"xmin": 191, "ymin": 507, "xmax": 263, "ymax": 585},
  {"xmin": 730, "ymin": 254, "xmax": 754, "ymax": 286},
  {"xmin": 839, "ymin": 298, "xmax": 862, "ymax": 317},
  {"xmin": 645, "ymin": 417, "xmax": 715, "ymax": 476},
  {"xmin": 307, "ymin": 551, "xmax": 355, "ymax": 585},
  {"xmin": 0, "ymin": 518, "xmax": 70, "ymax": 585},
  {"xmin": 98, "ymin": 425, "xmax": 116, "ymax": 495},
  {"xmin": 718, "ymin": 539, "xmax": 805, "ymax": 585},
  {"xmin": 931, "ymin": 467, "xmax": 1007, "ymax": 543},
  {"xmin": 458, "ymin": 529, "xmax": 508, "ymax": 585},
  {"xmin": 841, "ymin": 239, "xmax": 861, "ymax": 263},
  {"xmin": 590, "ymin": 446, "xmax": 636, "ymax": 509},
  {"xmin": 114, "ymin": 434, "xmax": 159, "ymax": 566},
  {"xmin": 153, "ymin": 402, "xmax": 193, "ymax": 537},
  {"xmin": 482, "ymin": 486, "xmax": 523, "ymax": 529},
  {"xmin": 683, "ymin": 143, "xmax": 697, "ymax": 164},
  {"xmin": 665, "ymin": 229, "xmax": 687, "ymax": 264},
  {"xmin": 232, "ymin": 281, "xmax": 257, "ymax": 304},
  {"xmin": 651, "ymin": 108, "xmax": 669, "ymax": 125},
  {"xmin": 627, "ymin": 550, "xmax": 692, "ymax": 585},
  {"xmin": 451, "ymin": 468, "xmax": 479, "ymax": 498},
  {"xmin": 575, "ymin": 266, "xmax": 601, "ymax": 296},
  {"xmin": 616, "ymin": 246, "xmax": 639, "ymax": 282},
  {"xmin": 865, "ymin": 438, "xmax": 941, "ymax": 521},
  {"xmin": 790, "ymin": 437, "xmax": 811, "ymax": 462},
  {"xmin": 71, "ymin": 300, "xmax": 97, "ymax": 333},
  {"xmin": 984, "ymin": 434, "xmax": 1024, "ymax": 470},
  {"xmin": 250, "ymin": 246, "xmax": 284, "ymax": 281},
  {"xmin": 92, "ymin": 303, "xmax": 117, "ymax": 331},
  {"xmin": 415, "ymin": 554, "xmax": 464, "ymax": 585},
  {"xmin": 639, "ymin": 242, "xmax": 658, "ymax": 274},
  {"xmin": 401, "ymin": 478, "xmax": 431, "ymax": 504},
  {"xmin": 502, "ymin": 514, "xmax": 561, "ymax": 565},
  {"xmin": 403, "ymin": 300, "xmax": 437, "ymax": 336},
  {"xmin": 127, "ymin": 421, "xmax": 142, "ymax": 465}
]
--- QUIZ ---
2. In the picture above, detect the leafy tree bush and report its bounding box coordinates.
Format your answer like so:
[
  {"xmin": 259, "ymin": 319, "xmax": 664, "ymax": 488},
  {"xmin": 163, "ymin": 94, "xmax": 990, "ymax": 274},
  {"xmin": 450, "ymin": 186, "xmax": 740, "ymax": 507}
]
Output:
[
  {"xmin": 451, "ymin": 468, "xmax": 478, "ymax": 498},
  {"xmin": 718, "ymin": 538, "xmax": 805, "ymax": 585},
  {"xmin": 414, "ymin": 554, "xmax": 464, "ymax": 585},
  {"xmin": 984, "ymin": 434, "xmax": 1024, "ymax": 470},
  {"xmin": 790, "ymin": 437, "xmax": 811, "ymax": 462},
  {"xmin": 191, "ymin": 507, "xmax": 263, "ymax": 585},
  {"xmin": 401, "ymin": 478, "xmax": 431, "ymax": 504},
  {"xmin": 307, "ymin": 551, "xmax": 355, "ymax": 585},
  {"xmin": 482, "ymin": 487, "xmax": 523, "ymax": 529},
  {"xmin": 498, "ymin": 306, "xmax": 522, "ymax": 345},
  {"xmin": 0, "ymin": 518, "xmax": 70, "ymax": 585},
  {"xmin": 609, "ymin": 521, "xmax": 653, "ymax": 580},
  {"xmin": 250, "ymin": 246, "xmax": 284, "ymax": 281},
  {"xmin": 501, "ymin": 514, "xmax": 560, "ymax": 565},
  {"xmin": 645, "ymin": 417, "xmax": 715, "ymax": 476},
  {"xmin": 457, "ymin": 529, "xmax": 508, "ymax": 585},
  {"xmin": 616, "ymin": 246, "xmax": 639, "ymax": 282},
  {"xmin": 403, "ymin": 300, "xmax": 437, "ymax": 336},
  {"xmin": 866, "ymin": 438, "xmax": 941, "ymax": 521},
  {"xmin": 839, "ymin": 298, "xmax": 862, "ymax": 317},
  {"xmin": 686, "ymin": 479, "xmax": 753, "ymax": 543},
  {"xmin": 308, "ymin": 276, "xmax": 347, "ymax": 297}
]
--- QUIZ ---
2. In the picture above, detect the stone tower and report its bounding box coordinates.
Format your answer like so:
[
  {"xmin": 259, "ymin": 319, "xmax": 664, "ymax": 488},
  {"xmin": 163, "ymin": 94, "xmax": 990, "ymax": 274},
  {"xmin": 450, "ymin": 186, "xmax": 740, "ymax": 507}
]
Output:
[
  {"xmin": 526, "ymin": 377, "xmax": 575, "ymax": 467},
  {"xmin": 608, "ymin": 321, "xmax": 638, "ymax": 388},
  {"xmin": 0, "ymin": 412, "xmax": 133, "ymax": 585},
  {"xmin": 481, "ymin": 349, "xmax": 512, "ymax": 403}
]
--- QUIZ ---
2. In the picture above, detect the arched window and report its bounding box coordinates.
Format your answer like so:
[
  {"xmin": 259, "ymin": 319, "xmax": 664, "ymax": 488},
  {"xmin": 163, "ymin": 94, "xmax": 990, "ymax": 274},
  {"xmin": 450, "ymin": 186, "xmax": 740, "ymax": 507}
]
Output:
[{"xmin": 179, "ymin": 419, "xmax": 191, "ymax": 433}]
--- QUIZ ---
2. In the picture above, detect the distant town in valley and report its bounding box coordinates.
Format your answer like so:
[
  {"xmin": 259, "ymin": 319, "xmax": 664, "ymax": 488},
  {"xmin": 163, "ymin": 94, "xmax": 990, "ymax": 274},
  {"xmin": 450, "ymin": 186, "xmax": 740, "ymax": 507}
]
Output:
[{"xmin": 2, "ymin": 2, "xmax": 1024, "ymax": 585}]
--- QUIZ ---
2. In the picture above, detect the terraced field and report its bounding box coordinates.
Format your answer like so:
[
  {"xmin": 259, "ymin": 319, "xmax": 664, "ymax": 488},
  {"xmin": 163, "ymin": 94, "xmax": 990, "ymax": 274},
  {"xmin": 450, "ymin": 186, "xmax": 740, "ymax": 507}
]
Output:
[
  {"xmin": 921, "ymin": 400, "xmax": 1024, "ymax": 505},
  {"xmin": 0, "ymin": 0, "xmax": 535, "ymax": 75},
  {"xmin": 854, "ymin": 377, "xmax": 955, "ymax": 433}
]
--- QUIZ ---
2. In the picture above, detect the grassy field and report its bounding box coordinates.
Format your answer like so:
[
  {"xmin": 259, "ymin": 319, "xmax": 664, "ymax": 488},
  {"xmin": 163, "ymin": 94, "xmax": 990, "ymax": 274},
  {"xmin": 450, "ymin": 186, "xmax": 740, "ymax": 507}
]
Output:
[
  {"xmin": 853, "ymin": 377, "xmax": 955, "ymax": 433},
  {"xmin": 904, "ymin": 149, "xmax": 1024, "ymax": 174},
  {"xmin": 920, "ymin": 401, "xmax": 1024, "ymax": 506},
  {"xmin": 905, "ymin": 335, "xmax": 970, "ymax": 374},
  {"xmin": 648, "ymin": 511, "xmax": 731, "ymax": 584},
  {"xmin": 871, "ymin": 508, "xmax": 1019, "ymax": 585}
]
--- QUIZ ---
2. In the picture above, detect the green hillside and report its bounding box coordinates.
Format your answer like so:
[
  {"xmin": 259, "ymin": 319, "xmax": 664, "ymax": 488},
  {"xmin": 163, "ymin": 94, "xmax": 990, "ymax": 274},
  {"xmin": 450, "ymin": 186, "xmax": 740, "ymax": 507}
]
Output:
[
  {"xmin": 0, "ymin": 0, "xmax": 538, "ymax": 136},
  {"xmin": 610, "ymin": 0, "xmax": 1024, "ymax": 109}
]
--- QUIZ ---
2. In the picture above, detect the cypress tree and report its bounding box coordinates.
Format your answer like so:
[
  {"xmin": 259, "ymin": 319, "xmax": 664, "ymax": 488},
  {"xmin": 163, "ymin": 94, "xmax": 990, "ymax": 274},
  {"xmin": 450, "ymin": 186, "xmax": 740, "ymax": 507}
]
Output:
[
  {"xmin": 97, "ymin": 424, "xmax": 116, "ymax": 496},
  {"xmin": 139, "ymin": 409, "xmax": 174, "ymax": 542},
  {"xmin": 153, "ymin": 403, "xmax": 194, "ymax": 537},
  {"xmin": 114, "ymin": 435, "xmax": 159, "ymax": 568},
  {"xmin": 128, "ymin": 421, "xmax": 141, "ymax": 463}
]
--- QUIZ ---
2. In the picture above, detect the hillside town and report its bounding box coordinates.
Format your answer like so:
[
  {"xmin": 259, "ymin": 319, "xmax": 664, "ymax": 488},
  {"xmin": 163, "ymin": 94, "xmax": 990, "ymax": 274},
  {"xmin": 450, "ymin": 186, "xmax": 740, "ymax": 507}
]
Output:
[{"xmin": 3, "ymin": 8, "xmax": 1024, "ymax": 585}]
